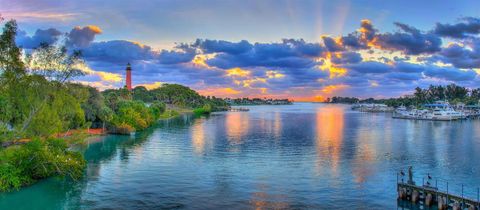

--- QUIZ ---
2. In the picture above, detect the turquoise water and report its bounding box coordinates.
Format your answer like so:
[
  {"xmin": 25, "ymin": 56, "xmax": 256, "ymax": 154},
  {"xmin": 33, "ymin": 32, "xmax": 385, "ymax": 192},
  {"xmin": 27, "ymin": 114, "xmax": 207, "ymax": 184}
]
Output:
[{"xmin": 1, "ymin": 103, "xmax": 480, "ymax": 209}]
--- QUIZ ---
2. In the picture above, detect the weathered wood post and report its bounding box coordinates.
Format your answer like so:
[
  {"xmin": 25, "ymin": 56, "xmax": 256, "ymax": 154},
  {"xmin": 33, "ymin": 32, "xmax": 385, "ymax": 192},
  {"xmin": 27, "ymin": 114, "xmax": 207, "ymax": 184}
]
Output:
[
  {"xmin": 412, "ymin": 190, "xmax": 419, "ymax": 203},
  {"xmin": 477, "ymin": 187, "xmax": 479, "ymax": 210},
  {"xmin": 425, "ymin": 193, "xmax": 433, "ymax": 206},
  {"xmin": 408, "ymin": 166, "xmax": 414, "ymax": 185},
  {"xmin": 438, "ymin": 196, "xmax": 447, "ymax": 210},
  {"xmin": 453, "ymin": 201, "xmax": 461, "ymax": 210},
  {"xmin": 447, "ymin": 182, "xmax": 449, "ymax": 206}
]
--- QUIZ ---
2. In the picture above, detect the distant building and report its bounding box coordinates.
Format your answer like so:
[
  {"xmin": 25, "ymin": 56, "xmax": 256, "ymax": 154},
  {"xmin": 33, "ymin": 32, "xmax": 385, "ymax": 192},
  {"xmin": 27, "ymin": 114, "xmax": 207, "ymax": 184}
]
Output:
[{"xmin": 126, "ymin": 63, "xmax": 132, "ymax": 91}]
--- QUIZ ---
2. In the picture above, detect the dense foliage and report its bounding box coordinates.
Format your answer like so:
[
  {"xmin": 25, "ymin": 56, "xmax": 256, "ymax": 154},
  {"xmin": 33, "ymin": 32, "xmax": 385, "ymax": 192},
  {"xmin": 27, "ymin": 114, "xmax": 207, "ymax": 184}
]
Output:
[
  {"xmin": 104, "ymin": 83, "xmax": 229, "ymax": 112},
  {"xmin": 193, "ymin": 104, "xmax": 212, "ymax": 115},
  {"xmin": 0, "ymin": 138, "xmax": 86, "ymax": 191},
  {"xmin": 328, "ymin": 84, "xmax": 480, "ymax": 107},
  {"xmin": 0, "ymin": 18, "xmax": 91, "ymax": 191},
  {"xmin": 0, "ymin": 17, "xmax": 226, "ymax": 191}
]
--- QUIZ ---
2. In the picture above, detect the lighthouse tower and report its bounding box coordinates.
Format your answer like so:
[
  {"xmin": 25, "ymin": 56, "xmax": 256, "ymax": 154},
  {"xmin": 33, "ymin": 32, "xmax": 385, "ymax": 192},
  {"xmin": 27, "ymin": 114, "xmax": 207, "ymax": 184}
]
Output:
[{"xmin": 126, "ymin": 63, "xmax": 132, "ymax": 91}]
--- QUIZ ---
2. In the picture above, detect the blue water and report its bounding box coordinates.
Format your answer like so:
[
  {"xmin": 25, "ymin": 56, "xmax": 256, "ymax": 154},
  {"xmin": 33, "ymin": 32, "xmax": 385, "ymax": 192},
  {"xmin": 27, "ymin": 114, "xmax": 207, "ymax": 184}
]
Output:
[{"xmin": 1, "ymin": 103, "xmax": 480, "ymax": 209}]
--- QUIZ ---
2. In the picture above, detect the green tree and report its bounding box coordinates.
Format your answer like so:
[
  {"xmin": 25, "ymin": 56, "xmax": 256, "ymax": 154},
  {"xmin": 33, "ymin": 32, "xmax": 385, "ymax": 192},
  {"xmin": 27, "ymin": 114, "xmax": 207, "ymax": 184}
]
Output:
[{"xmin": 24, "ymin": 44, "xmax": 85, "ymax": 83}]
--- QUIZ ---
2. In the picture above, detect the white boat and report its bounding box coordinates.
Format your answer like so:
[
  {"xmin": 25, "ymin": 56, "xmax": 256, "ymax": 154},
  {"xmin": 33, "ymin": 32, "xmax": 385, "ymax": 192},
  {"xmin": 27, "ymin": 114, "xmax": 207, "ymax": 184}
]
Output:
[
  {"xmin": 393, "ymin": 101, "xmax": 466, "ymax": 121},
  {"xmin": 424, "ymin": 101, "xmax": 465, "ymax": 121}
]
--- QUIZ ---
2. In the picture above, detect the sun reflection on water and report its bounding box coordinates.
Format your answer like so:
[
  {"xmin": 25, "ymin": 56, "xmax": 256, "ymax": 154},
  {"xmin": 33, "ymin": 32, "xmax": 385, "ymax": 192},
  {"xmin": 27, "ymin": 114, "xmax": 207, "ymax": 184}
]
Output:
[
  {"xmin": 192, "ymin": 120, "xmax": 206, "ymax": 154},
  {"xmin": 225, "ymin": 112, "xmax": 250, "ymax": 144},
  {"xmin": 314, "ymin": 105, "xmax": 345, "ymax": 176}
]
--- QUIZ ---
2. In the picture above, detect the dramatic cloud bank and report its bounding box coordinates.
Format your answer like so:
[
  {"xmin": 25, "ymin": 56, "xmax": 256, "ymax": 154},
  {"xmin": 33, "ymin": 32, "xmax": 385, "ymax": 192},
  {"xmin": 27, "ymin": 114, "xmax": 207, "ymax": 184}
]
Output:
[{"xmin": 15, "ymin": 17, "xmax": 480, "ymax": 101}]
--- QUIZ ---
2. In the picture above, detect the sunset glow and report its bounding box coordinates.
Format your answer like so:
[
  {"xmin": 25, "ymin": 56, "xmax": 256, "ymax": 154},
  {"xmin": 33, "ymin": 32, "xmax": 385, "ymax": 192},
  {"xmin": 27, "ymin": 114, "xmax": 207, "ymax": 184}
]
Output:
[{"xmin": 6, "ymin": 0, "xmax": 480, "ymax": 101}]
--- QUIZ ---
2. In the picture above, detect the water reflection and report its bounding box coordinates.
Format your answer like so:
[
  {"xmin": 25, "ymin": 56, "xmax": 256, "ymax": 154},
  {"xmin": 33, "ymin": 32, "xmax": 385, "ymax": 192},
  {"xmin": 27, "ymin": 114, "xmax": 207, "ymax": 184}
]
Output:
[
  {"xmin": 250, "ymin": 183, "xmax": 290, "ymax": 210},
  {"xmin": 191, "ymin": 119, "xmax": 206, "ymax": 154},
  {"xmin": 273, "ymin": 111, "xmax": 282, "ymax": 139},
  {"xmin": 314, "ymin": 105, "xmax": 345, "ymax": 176},
  {"xmin": 3, "ymin": 104, "xmax": 480, "ymax": 209},
  {"xmin": 225, "ymin": 112, "xmax": 250, "ymax": 144}
]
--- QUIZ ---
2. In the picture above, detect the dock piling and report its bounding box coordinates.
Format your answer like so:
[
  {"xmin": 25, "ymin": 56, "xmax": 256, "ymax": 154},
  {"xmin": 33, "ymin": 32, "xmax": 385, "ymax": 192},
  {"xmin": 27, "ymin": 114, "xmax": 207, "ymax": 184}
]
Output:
[{"xmin": 447, "ymin": 182, "xmax": 449, "ymax": 204}]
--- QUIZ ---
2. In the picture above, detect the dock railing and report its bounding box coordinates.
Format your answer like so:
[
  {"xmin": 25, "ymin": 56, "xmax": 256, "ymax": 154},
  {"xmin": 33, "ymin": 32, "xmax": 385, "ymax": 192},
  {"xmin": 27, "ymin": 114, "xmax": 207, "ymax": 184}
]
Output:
[{"xmin": 397, "ymin": 171, "xmax": 480, "ymax": 209}]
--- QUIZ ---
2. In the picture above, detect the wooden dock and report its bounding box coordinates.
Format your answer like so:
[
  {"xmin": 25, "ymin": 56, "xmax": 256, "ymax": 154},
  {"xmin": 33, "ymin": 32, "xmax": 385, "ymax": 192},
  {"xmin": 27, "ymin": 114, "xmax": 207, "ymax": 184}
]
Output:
[{"xmin": 397, "ymin": 173, "xmax": 480, "ymax": 210}]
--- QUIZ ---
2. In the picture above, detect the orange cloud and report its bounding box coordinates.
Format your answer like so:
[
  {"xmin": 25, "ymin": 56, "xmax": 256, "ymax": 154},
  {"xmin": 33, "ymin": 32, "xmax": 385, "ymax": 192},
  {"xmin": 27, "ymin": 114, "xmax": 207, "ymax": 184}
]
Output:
[
  {"xmin": 318, "ymin": 52, "xmax": 347, "ymax": 78},
  {"xmin": 97, "ymin": 72, "xmax": 122, "ymax": 82},
  {"xmin": 236, "ymin": 78, "xmax": 267, "ymax": 87},
  {"xmin": 74, "ymin": 63, "xmax": 122, "ymax": 82},
  {"xmin": 136, "ymin": 82, "xmax": 164, "ymax": 90},
  {"xmin": 226, "ymin": 67, "xmax": 251, "ymax": 77},
  {"xmin": 320, "ymin": 84, "xmax": 349, "ymax": 94},
  {"xmin": 198, "ymin": 87, "xmax": 241, "ymax": 97},
  {"xmin": 266, "ymin": 70, "xmax": 285, "ymax": 79},
  {"xmin": 76, "ymin": 81, "xmax": 116, "ymax": 90},
  {"xmin": 192, "ymin": 54, "xmax": 214, "ymax": 68},
  {"xmin": 80, "ymin": 25, "xmax": 102, "ymax": 34}
]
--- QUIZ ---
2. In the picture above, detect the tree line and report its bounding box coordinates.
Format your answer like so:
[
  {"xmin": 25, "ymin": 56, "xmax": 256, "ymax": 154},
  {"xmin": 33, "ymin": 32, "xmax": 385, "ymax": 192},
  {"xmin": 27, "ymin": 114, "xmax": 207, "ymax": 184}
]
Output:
[{"xmin": 327, "ymin": 84, "xmax": 480, "ymax": 107}]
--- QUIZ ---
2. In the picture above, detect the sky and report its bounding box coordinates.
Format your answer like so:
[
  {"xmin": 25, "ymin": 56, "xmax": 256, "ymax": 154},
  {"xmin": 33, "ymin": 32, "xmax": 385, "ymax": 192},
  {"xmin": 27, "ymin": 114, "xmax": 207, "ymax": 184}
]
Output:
[{"xmin": 2, "ymin": 0, "xmax": 480, "ymax": 101}]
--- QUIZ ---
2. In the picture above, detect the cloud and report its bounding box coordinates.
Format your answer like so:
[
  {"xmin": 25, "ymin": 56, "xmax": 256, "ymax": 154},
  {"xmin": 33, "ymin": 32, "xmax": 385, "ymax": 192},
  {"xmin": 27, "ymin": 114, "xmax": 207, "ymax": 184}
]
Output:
[
  {"xmin": 197, "ymin": 87, "xmax": 241, "ymax": 97},
  {"xmin": 2, "ymin": 11, "xmax": 79, "ymax": 22},
  {"xmin": 66, "ymin": 25, "xmax": 102, "ymax": 48},
  {"xmin": 320, "ymin": 84, "xmax": 349, "ymax": 94},
  {"xmin": 331, "ymin": 51, "xmax": 362, "ymax": 64},
  {"xmin": 204, "ymin": 41, "xmax": 319, "ymax": 69},
  {"xmin": 194, "ymin": 39, "xmax": 252, "ymax": 54},
  {"xmin": 393, "ymin": 62, "xmax": 425, "ymax": 73},
  {"xmin": 136, "ymin": 82, "xmax": 164, "ymax": 90},
  {"xmin": 374, "ymin": 22, "xmax": 442, "ymax": 55},
  {"xmin": 15, "ymin": 16, "xmax": 480, "ymax": 100},
  {"xmin": 423, "ymin": 66, "xmax": 477, "ymax": 81},
  {"xmin": 158, "ymin": 48, "xmax": 196, "ymax": 64},
  {"xmin": 226, "ymin": 67, "xmax": 251, "ymax": 77},
  {"xmin": 434, "ymin": 39, "xmax": 480, "ymax": 69},
  {"xmin": 282, "ymin": 39, "xmax": 325, "ymax": 57},
  {"xmin": 338, "ymin": 19, "xmax": 376, "ymax": 50},
  {"xmin": 16, "ymin": 28, "xmax": 62, "ymax": 49},
  {"xmin": 434, "ymin": 17, "xmax": 480, "ymax": 39},
  {"xmin": 81, "ymin": 40, "xmax": 156, "ymax": 63},
  {"xmin": 387, "ymin": 72, "xmax": 422, "ymax": 81},
  {"xmin": 344, "ymin": 61, "xmax": 392, "ymax": 73},
  {"xmin": 322, "ymin": 36, "xmax": 344, "ymax": 52}
]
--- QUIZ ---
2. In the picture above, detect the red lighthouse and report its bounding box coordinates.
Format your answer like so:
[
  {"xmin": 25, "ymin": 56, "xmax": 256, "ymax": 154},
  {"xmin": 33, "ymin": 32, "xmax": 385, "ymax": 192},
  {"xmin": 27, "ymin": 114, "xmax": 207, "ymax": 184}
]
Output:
[{"xmin": 126, "ymin": 63, "xmax": 132, "ymax": 91}]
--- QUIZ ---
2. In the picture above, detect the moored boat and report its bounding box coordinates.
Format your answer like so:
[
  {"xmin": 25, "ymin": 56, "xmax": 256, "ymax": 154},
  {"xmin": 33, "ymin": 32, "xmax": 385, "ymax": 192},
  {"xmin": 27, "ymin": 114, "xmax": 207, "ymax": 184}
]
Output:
[{"xmin": 393, "ymin": 101, "xmax": 466, "ymax": 121}]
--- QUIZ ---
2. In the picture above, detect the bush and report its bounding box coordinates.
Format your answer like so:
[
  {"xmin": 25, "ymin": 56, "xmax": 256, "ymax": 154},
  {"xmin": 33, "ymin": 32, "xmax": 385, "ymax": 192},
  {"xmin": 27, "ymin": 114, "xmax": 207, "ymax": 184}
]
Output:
[
  {"xmin": 111, "ymin": 100, "xmax": 153, "ymax": 130},
  {"xmin": 108, "ymin": 123, "xmax": 134, "ymax": 135},
  {"xmin": 149, "ymin": 102, "xmax": 166, "ymax": 119},
  {"xmin": 0, "ymin": 138, "xmax": 86, "ymax": 192},
  {"xmin": 193, "ymin": 104, "xmax": 212, "ymax": 115}
]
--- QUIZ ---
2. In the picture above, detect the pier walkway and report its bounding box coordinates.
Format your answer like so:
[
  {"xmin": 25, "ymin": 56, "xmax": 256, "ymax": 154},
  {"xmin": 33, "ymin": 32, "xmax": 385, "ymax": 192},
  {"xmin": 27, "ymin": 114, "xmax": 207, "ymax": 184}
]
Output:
[{"xmin": 397, "ymin": 169, "xmax": 480, "ymax": 209}]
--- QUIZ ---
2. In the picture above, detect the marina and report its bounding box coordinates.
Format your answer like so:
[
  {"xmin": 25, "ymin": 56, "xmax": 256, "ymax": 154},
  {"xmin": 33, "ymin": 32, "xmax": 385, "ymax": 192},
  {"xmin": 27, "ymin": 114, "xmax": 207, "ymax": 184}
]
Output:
[
  {"xmin": 351, "ymin": 103, "xmax": 394, "ymax": 112},
  {"xmin": 390, "ymin": 101, "xmax": 480, "ymax": 121}
]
